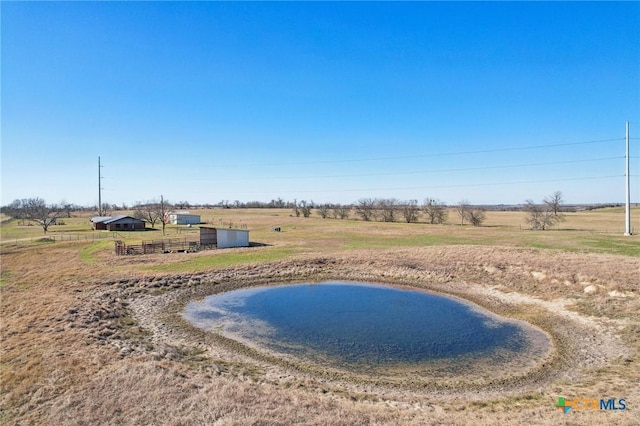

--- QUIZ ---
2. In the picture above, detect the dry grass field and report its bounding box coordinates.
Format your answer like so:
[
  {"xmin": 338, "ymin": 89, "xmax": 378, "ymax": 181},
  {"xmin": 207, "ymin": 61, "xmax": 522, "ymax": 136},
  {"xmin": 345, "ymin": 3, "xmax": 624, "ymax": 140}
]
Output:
[{"xmin": 1, "ymin": 207, "xmax": 639, "ymax": 425}]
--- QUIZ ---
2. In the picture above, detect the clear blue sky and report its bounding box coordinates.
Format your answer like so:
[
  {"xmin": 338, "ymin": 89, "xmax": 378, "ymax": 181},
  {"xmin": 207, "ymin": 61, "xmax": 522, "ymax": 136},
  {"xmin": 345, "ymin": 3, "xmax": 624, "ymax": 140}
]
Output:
[{"xmin": 2, "ymin": 1, "xmax": 639, "ymax": 207}]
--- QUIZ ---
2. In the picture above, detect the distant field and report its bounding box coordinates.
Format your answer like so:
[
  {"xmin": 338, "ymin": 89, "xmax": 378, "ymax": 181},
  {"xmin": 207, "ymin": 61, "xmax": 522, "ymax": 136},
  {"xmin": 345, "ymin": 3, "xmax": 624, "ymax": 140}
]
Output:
[{"xmin": 3, "ymin": 206, "xmax": 637, "ymax": 254}]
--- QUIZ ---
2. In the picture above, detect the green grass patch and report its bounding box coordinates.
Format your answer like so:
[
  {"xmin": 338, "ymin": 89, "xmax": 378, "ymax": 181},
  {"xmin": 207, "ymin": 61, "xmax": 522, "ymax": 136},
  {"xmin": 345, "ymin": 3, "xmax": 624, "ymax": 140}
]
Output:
[
  {"xmin": 341, "ymin": 232, "xmax": 469, "ymax": 249},
  {"xmin": 147, "ymin": 247, "xmax": 295, "ymax": 273},
  {"xmin": 0, "ymin": 269, "xmax": 11, "ymax": 287},
  {"xmin": 79, "ymin": 240, "xmax": 113, "ymax": 264},
  {"xmin": 578, "ymin": 236, "xmax": 640, "ymax": 257}
]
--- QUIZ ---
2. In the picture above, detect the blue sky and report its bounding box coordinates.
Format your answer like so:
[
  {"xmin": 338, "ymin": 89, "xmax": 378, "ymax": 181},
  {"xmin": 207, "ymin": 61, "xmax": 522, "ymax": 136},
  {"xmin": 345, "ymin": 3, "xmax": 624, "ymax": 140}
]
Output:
[{"xmin": 2, "ymin": 1, "xmax": 639, "ymax": 207}]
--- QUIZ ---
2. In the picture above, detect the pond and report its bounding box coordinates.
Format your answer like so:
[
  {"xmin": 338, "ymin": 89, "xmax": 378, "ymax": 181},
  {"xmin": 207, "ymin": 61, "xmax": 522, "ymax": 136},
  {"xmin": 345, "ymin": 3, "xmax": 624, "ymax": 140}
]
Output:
[{"xmin": 183, "ymin": 281, "xmax": 549, "ymax": 374}]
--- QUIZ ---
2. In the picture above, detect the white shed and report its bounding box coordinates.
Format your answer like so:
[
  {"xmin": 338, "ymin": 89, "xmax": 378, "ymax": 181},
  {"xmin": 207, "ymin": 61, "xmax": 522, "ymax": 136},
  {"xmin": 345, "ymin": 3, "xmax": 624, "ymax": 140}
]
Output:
[
  {"xmin": 199, "ymin": 227, "xmax": 250, "ymax": 248},
  {"xmin": 169, "ymin": 212, "xmax": 201, "ymax": 225},
  {"xmin": 216, "ymin": 228, "xmax": 250, "ymax": 248}
]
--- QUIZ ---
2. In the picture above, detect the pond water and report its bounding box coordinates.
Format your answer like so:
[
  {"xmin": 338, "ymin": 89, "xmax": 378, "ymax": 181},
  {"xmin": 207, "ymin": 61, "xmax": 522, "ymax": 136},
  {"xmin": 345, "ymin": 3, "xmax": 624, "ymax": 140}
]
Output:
[{"xmin": 183, "ymin": 282, "xmax": 547, "ymax": 372}]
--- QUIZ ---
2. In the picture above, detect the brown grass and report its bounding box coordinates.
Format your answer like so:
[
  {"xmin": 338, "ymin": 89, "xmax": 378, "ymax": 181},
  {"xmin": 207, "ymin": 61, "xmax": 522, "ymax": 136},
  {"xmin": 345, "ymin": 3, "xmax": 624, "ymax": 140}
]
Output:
[{"xmin": 1, "ymin": 209, "xmax": 639, "ymax": 425}]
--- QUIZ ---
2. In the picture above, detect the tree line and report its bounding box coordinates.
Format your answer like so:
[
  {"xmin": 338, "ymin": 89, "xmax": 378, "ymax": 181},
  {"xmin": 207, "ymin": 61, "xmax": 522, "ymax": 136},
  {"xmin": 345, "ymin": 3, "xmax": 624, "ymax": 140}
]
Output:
[
  {"xmin": 1, "ymin": 191, "xmax": 567, "ymax": 234},
  {"xmin": 291, "ymin": 191, "xmax": 564, "ymax": 230},
  {"xmin": 308, "ymin": 198, "xmax": 486, "ymax": 226}
]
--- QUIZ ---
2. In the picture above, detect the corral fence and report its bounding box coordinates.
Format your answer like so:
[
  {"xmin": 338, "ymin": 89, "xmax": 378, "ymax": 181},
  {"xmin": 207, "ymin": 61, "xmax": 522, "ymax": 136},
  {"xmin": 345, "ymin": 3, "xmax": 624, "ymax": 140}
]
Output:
[
  {"xmin": 0, "ymin": 231, "xmax": 122, "ymax": 246},
  {"xmin": 114, "ymin": 237, "xmax": 216, "ymax": 255}
]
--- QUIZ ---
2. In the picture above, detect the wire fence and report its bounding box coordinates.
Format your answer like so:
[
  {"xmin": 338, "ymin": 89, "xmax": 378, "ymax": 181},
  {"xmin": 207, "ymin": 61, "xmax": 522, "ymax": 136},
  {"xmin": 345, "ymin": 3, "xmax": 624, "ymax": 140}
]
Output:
[{"xmin": 0, "ymin": 231, "xmax": 121, "ymax": 246}]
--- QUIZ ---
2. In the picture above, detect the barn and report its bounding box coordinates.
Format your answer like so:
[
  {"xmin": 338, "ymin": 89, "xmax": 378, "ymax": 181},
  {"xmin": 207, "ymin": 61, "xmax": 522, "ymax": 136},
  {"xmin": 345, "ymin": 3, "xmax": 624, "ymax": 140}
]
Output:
[
  {"xmin": 91, "ymin": 215, "xmax": 146, "ymax": 231},
  {"xmin": 168, "ymin": 211, "xmax": 201, "ymax": 225},
  {"xmin": 199, "ymin": 227, "xmax": 250, "ymax": 248}
]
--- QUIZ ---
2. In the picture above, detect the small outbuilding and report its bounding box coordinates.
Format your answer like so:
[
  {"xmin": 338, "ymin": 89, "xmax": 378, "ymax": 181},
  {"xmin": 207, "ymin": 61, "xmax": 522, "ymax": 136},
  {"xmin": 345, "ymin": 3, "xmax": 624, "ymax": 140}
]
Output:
[
  {"xmin": 91, "ymin": 215, "xmax": 146, "ymax": 231},
  {"xmin": 199, "ymin": 227, "xmax": 250, "ymax": 248},
  {"xmin": 168, "ymin": 211, "xmax": 201, "ymax": 225}
]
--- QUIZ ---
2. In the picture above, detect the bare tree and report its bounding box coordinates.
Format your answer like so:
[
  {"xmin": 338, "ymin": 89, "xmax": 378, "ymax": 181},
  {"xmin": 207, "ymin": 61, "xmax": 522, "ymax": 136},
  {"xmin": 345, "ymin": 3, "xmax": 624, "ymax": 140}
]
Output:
[
  {"xmin": 317, "ymin": 204, "xmax": 330, "ymax": 218},
  {"xmin": 330, "ymin": 204, "xmax": 339, "ymax": 219},
  {"xmin": 377, "ymin": 198, "xmax": 399, "ymax": 222},
  {"xmin": 156, "ymin": 195, "xmax": 172, "ymax": 235},
  {"xmin": 20, "ymin": 197, "xmax": 65, "ymax": 234},
  {"xmin": 269, "ymin": 198, "xmax": 286, "ymax": 208},
  {"xmin": 422, "ymin": 198, "xmax": 448, "ymax": 224},
  {"xmin": 134, "ymin": 196, "xmax": 172, "ymax": 234},
  {"xmin": 299, "ymin": 200, "xmax": 312, "ymax": 218},
  {"xmin": 544, "ymin": 191, "xmax": 565, "ymax": 217},
  {"xmin": 355, "ymin": 198, "xmax": 376, "ymax": 221},
  {"xmin": 401, "ymin": 199, "xmax": 420, "ymax": 223},
  {"xmin": 133, "ymin": 202, "xmax": 161, "ymax": 228},
  {"xmin": 524, "ymin": 200, "xmax": 550, "ymax": 230},
  {"xmin": 332, "ymin": 204, "xmax": 350, "ymax": 220},
  {"xmin": 95, "ymin": 203, "xmax": 112, "ymax": 217},
  {"xmin": 457, "ymin": 200, "xmax": 469, "ymax": 225},
  {"xmin": 60, "ymin": 200, "xmax": 75, "ymax": 218},
  {"xmin": 524, "ymin": 198, "xmax": 563, "ymax": 230},
  {"xmin": 464, "ymin": 208, "xmax": 486, "ymax": 227}
]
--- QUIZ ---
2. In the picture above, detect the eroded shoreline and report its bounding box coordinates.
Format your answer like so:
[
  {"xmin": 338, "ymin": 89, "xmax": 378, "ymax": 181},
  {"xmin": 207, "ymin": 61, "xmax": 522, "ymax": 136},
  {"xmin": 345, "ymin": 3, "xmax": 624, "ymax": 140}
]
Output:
[
  {"xmin": 74, "ymin": 248, "xmax": 632, "ymax": 403},
  {"xmin": 179, "ymin": 280, "xmax": 553, "ymax": 383}
]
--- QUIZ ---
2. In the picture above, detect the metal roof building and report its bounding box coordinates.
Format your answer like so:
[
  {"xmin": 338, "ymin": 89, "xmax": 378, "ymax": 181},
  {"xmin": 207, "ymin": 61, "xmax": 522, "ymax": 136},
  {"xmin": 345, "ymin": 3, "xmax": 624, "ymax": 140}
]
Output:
[
  {"xmin": 168, "ymin": 212, "xmax": 201, "ymax": 225},
  {"xmin": 91, "ymin": 215, "xmax": 146, "ymax": 231}
]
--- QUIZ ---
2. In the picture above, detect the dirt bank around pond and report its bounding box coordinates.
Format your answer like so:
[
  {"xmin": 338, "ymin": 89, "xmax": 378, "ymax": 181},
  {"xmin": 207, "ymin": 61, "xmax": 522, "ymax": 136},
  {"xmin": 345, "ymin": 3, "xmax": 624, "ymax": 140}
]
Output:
[
  {"xmin": 5, "ymin": 245, "xmax": 636, "ymax": 425},
  {"xmin": 73, "ymin": 247, "xmax": 636, "ymax": 406}
]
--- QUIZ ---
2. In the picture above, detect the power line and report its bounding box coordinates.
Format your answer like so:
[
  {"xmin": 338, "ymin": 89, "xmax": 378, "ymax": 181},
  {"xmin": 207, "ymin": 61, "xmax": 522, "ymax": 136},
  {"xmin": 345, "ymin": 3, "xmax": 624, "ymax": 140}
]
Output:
[
  {"xmin": 224, "ymin": 174, "xmax": 623, "ymax": 195},
  {"xmin": 250, "ymin": 156, "xmax": 622, "ymax": 181},
  {"xmin": 241, "ymin": 137, "xmax": 624, "ymax": 168}
]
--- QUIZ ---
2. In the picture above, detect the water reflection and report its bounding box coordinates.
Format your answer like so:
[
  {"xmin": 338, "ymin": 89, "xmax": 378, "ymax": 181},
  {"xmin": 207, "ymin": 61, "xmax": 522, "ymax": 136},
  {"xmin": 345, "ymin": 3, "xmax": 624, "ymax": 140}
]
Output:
[{"xmin": 184, "ymin": 282, "xmax": 537, "ymax": 369}]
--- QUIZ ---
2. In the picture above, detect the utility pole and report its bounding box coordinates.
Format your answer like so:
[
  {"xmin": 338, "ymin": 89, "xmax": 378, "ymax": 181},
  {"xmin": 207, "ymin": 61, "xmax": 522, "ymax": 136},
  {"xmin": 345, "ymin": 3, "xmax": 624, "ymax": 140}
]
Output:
[
  {"xmin": 98, "ymin": 156, "xmax": 104, "ymax": 216},
  {"xmin": 624, "ymin": 121, "xmax": 632, "ymax": 235},
  {"xmin": 160, "ymin": 194, "xmax": 167, "ymax": 236}
]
